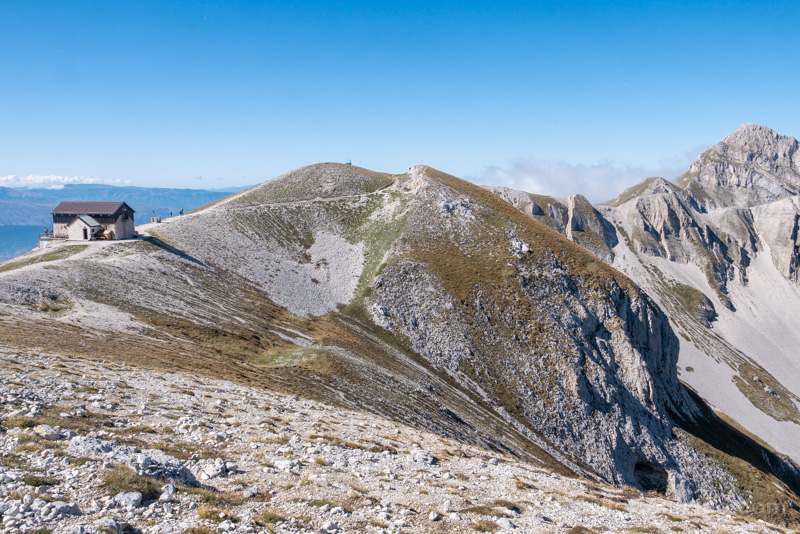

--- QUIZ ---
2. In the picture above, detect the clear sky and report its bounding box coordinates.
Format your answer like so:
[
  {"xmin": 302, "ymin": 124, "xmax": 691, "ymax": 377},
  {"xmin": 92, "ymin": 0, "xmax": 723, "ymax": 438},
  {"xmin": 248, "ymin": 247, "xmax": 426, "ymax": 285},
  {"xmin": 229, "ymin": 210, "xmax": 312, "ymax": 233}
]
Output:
[{"xmin": 1, "ymin": 1, "xmax": 798, "ymax": 200}]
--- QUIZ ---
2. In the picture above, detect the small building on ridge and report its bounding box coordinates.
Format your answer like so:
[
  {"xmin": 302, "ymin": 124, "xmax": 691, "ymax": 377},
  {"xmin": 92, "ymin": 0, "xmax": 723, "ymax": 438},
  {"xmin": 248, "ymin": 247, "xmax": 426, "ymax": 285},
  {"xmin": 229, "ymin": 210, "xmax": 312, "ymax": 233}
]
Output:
[{"xmin": 50, "ymin": 201, "xmax": 136, "ymax": 240}]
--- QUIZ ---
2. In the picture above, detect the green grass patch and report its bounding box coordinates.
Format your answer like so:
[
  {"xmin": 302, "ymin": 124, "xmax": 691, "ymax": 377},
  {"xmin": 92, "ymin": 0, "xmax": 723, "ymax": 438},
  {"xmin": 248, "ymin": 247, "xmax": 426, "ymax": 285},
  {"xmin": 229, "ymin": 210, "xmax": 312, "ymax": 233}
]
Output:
[
  {"xmin": 473, "ymin": 519, "xmax": 499, "ymax": 532},
  {"xmin": 254, "ymin": 346, "xmax": 317, "ymax": 368},
  {"xmin": 253, "ymin": 510, "xmax": 286, "ymax": 526},
  {"xmin": 0, "ymin": 454, "xmax": 29, "ymax": 469},
  {"xmin": 732, "ymin": 362, "xmax": 800, "ymax": 424},
  {"xmin": 103, "ymin": 465, "xmax": 160, "ymax": 500},
  {"xmin": 462, "ymin": 504, "xmax": 495, "ymax": 516},
  {"xmin": 606, "ymin": 177, "xmax": 661, "ymax": 206},
  {"xmin": 3, "ymin": 416, "xmax": 40, "ymax": 429},
  {"xmin": 23, "ymin": 475, "xmax": 60, "ymax": 487},
  {"xmin": 669, "ymin": 283, "xmax": 709, "ymax": 316},
  {"xmin": 198, "ymin": 505, "xmax": 239, "ymax": 523}
]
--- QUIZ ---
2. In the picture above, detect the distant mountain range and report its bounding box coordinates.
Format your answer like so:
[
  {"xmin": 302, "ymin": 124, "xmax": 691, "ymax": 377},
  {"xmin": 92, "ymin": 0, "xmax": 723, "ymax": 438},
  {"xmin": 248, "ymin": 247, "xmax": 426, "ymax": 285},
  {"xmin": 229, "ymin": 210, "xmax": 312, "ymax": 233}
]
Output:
[
  {"xmin": 0, "ymin": 184, "xmax": 243, "ymax": 261},
  {"xmin": 0, "ymin": 184, "xmax": 242, "ymax": 227}
]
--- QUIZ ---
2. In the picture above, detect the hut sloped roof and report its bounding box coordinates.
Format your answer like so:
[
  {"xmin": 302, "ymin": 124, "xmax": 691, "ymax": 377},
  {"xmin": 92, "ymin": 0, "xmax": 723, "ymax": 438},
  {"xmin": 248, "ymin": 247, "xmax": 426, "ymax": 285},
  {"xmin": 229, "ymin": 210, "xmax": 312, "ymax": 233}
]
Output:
[{"xmin": 51, "ymin": 201, "xmax": 134, "ymax": 215}]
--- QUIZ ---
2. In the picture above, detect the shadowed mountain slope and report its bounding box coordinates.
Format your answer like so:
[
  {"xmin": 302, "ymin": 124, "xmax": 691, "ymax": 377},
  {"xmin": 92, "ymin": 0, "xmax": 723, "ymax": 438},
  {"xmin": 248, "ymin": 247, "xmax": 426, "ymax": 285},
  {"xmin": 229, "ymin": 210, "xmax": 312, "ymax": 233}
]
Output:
[
  {"xmin": 483, "ymin": 125, "xmax": 800, "ymax": 523},
  {"xmin": 600, "ymin": 125, "xmax": 800, "ymax": 460}
]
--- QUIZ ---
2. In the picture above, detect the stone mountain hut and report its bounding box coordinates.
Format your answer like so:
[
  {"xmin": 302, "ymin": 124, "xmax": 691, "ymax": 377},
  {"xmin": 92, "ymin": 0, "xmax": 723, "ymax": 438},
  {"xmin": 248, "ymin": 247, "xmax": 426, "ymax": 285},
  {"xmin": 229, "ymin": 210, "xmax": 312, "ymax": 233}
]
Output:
[{"xmin": 50, "ymin": 201, "xmax": 136, "ymax": 241}]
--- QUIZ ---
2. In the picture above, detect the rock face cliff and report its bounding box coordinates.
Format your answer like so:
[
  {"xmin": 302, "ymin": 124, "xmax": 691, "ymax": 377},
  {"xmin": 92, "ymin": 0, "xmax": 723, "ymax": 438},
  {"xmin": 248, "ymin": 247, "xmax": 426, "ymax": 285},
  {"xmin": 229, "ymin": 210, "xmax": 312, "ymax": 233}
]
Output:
[
  {"xmin": 488, "ymin": 124, "xmax": 800, "ymax": 471},
  {"xmin": 612, "ymin": 124, "xmax": 800, "ymax": 301},
  {"xmin": 680, "ymin": 123, "xmax": 800, "ymax": 209},
  {"xmin": 607, "ymin": 126, "xmax": 800, "ymax": 454},
  {"xmin": 368, "ymin": 167, "xmax": 710, "ymax": 493},
  {"xmin": 1, "ymin": 161, "xmax": 799, "ymax": 521},
  {"xmin": 486, "ymin": 187, "xmax": 618, "ymax": 263}
]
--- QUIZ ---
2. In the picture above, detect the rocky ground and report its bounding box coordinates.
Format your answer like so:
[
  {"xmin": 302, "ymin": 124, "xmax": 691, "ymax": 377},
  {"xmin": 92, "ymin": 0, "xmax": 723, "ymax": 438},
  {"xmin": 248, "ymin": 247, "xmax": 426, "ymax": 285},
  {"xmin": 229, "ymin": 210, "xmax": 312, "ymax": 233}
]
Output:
[{"xmin": 0, "ymin": 347, "xmax": 795, "ymax": 534}]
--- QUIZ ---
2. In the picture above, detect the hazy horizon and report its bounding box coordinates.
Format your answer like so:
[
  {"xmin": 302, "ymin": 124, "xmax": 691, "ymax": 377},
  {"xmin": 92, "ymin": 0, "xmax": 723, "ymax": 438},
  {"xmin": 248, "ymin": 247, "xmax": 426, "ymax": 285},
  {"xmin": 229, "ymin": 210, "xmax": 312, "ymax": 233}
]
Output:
[
  {"xmin": 2, "ymin": 155, "xmax": 694, "ymax": 204},
  {"xmin": 2, "ymin": 1, "xmax": 797, "ymax": 200}
]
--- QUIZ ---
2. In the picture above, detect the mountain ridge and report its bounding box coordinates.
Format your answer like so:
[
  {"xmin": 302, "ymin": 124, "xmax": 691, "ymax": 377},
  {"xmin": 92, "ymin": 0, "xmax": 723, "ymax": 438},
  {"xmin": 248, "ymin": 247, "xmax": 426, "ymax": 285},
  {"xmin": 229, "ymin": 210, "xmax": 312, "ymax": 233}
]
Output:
[{"xmin": 2, "ymin": 137, "xmax": 800, "ymax": 524}]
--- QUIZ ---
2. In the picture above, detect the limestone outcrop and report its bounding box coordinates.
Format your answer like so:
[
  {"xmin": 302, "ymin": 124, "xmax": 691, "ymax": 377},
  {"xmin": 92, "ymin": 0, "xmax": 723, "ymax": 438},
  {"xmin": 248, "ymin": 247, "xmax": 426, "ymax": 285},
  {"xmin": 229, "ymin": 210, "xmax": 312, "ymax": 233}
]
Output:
[
  {"xmin": 486, "ymin": 187, "xmax": 618, "ymax": 262},
  {"xmin": 488, "ymin": 124, "xmax": 800, "ymax": 468},
  {"xmin": 370, "ymin": 168, "xmax": 738, "ymax": 504},
  {"xmin": 681, "ymin": 123, "xmax": 800, "ymax": 210}
]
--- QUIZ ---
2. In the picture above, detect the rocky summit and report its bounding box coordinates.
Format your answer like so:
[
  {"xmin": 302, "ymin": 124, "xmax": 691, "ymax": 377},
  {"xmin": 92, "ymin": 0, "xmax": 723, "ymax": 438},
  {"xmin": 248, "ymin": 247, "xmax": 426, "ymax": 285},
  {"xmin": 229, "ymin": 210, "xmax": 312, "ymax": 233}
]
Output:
[
  {"xmin": 2, "ymin": 125, "xmax": 800, "ymax": 532},
  {"xmin": 680, "ymin": 123, "xmax": 800, "ymax": 209}
]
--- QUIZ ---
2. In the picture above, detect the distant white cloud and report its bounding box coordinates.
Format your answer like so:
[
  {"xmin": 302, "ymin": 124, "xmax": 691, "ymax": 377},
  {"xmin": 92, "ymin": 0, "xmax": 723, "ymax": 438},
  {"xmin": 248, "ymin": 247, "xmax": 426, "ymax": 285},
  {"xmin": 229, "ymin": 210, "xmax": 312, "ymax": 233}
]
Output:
[
  {"xmin": 472, "ymin": 150, "xmax": 703, "ymax": 203},
  {"xmin": 0, "ymin": 174, "xmax": 130, "ymax": 189}
]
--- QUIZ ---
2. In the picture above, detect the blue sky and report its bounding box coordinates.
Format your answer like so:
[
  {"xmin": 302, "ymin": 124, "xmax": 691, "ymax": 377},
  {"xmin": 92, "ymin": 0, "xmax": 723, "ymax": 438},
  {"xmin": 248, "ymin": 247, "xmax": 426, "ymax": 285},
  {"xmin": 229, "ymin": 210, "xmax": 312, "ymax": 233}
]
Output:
[{"xmin": 1, "ymin": 1, "xmax": 798, "ymax": 200}]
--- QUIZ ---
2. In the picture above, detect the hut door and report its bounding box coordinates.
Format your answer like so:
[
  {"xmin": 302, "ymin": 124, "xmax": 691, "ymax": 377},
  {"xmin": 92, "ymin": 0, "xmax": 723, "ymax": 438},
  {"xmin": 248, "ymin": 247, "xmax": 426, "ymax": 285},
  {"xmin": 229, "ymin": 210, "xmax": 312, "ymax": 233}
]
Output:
[{"xmin": 83, "ymin": 228, "xmax": 88, "ymax": 240}]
